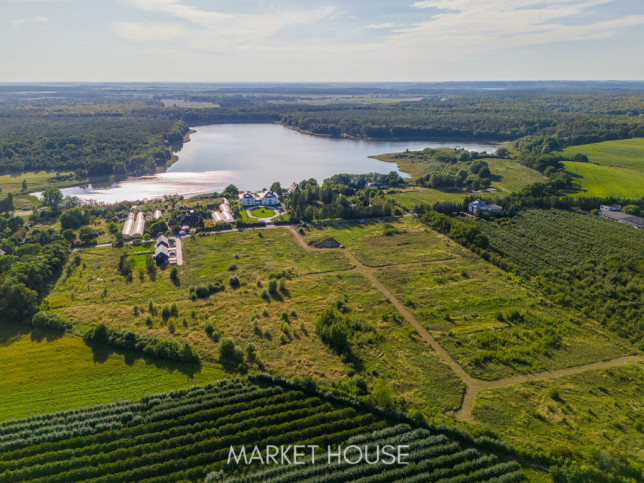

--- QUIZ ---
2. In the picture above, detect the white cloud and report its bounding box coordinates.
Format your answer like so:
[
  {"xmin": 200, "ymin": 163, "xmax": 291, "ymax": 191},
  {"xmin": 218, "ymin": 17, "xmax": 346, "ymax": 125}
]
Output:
[
  {"xmin": 366, "ymin": 23, "xmax": 395, "ymax": 29},
  {"xmin": 113, "ymin": 22, "xmax": 187, "ymax": 42},
  {"xmin": 392, "ymin": 0, "xmax": 644, "ymax": 60},
  {"xmin": 117, "ymin": 0, "xmax": 337, "ymax": 49},
  {"xmin": 11, "ymin": 15, "xmax": 49, "ymax": 30}
]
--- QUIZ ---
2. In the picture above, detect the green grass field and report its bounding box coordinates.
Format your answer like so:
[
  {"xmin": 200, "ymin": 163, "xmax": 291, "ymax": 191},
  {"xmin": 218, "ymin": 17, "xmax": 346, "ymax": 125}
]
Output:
[
  {"xmin": 473, "ymin": 362, "xmax": 644, "ymax": 477},
  {"xmin": 0, "ymin": 324, "xmax": 226, "ymax": 422},
  {"xmin": 560, "ymin": 138, "xmax": 644, "ymax": 198},
  {"xmin": 562, "ymin": 137, "xmax": 644, "ymax": 172},
  {"xmin": 562, "ymin": 161, "xmax": 644, "ymax": 198}
]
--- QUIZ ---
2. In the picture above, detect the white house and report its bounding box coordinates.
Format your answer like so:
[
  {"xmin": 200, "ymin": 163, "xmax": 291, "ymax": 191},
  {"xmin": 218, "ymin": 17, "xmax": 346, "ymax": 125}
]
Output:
[
  {"xmin": 259, "ymin": 191, "xmax": 279, "ymax": 206},
  {"xmin": 468, "ymin": 199, "xmax": 503, "ymax": 215},
  {"xmin": 600, "ymin": 204, "xmax": 621, "ymax": 212},
  {"xmin": 238, "ymin": 190, "xmax": 280, "ymax": 207},
  {"xmin": 238, "ymin": 192, "xmax": 256, "ymax": 207}
]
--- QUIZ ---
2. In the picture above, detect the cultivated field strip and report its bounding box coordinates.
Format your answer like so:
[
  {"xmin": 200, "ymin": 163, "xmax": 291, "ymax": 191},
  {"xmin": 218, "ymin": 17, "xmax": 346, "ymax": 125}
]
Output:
[{"xmin": 0, "ymin": 381, "xmax": 524, "ymax": 482}]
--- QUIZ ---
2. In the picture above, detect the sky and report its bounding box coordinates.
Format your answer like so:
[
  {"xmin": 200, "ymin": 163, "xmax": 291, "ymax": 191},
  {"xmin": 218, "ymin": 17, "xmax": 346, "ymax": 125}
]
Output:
[{"xmin": 1, "ymin": 0, "xmax": 643, "ymax": 82}]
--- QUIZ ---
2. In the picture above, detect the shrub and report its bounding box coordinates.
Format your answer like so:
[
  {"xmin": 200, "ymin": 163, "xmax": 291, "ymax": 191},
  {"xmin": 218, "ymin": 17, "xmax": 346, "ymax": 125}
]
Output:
[
  {"xmin": 260, "ymin": 288, "xmax": 269, "ymax": 300},
  {"xmin": 263, "ymin": 328, "xmax": 271, "ymax": 339},
  {"xmin": 133, "ymin": 304, "xmax": 139, "ymax": 316},
  {"xmin": 278, "ymin": 278, "xmax": 287, "ymax": 293},
  {"xmin": 145, "ymin": 314, "xmax": 153, "ymax": 326},
  {"xmin": 227, "ymin": 263, "xmax": 238, "ymax": 271},
  {"xmin": 168, "ymin": 323, "xmax": 176, "ymax": 334},
  {"xmin": 170, "ymin": 302, "xmax": 178, "ymax": 317},
  {"xmin": 195, "ymin": 286, "xmax": 210, "ymax": 298},
  {"xmin": 218, "ymin": 337, "xmax": 244, "ymax": 365},
  {"xmin": 279, "ymin": 333, "xmax": 287, "ymax": 345},
  {"xmin": 31, "ymin": 311, "xmax": 71, "ymax": 331},
  {"xmin": 161, "ymin": 304, "xmax": 171, "ymax": 321},
  {"xmin": 148, "ymin": 300, "xmax": 155, "ymax": 314},
  {"xmin": 170, "ymin": 266, "xmax": 179, "ymax": 285},
  {"xmin": 228, "ymin": 276, "xmax": 241, "ymax": 288},
  {"xmin": 268, "ymin": 278, "xmax": 278, "ymax": 294},
  {"xmin": 245, "ymin": 343, "xmax": 257, "ymax": 362}
]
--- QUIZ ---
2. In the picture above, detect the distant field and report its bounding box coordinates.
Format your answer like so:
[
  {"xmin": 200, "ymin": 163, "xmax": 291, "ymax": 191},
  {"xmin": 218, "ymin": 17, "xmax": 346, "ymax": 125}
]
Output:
[
  {"xmin": 0, "ymin": 325, "xmax": 226, "ymax": 422},
  {"xmin": 0, "ymin": 170, "xmax": 76, "ymax": 196},
  {"xmin": 562, "ymin": 137, "xmax": 644, "ymax": 172},
  {"xmin": 383, "ymin": 156, "xmax": 545, "ymax": 208},
  {"xmin": 562, "ymin": 161, "xmax": 644, "ymax": 198},
  {"xmin": 473, "ymin": 361, "xmax": 644, "ymax": 477}
]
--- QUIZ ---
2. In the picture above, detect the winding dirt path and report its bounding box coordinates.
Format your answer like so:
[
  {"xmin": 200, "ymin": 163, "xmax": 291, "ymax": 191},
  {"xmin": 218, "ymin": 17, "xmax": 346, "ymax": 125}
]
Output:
[{"xmin": 287, "ymin": 226, "xmax": 642, "ymax": 423}]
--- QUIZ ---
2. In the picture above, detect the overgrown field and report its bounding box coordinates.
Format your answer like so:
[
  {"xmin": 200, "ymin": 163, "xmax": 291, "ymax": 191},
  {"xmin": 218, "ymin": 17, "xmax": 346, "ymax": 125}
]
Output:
[
  {"xmin": 473, "ymin": 362, "xmax": 644, "ymax": 481},
  {"xmin": 0, "ymin": 378, "xmax": 525, "ymax": 482},
  {"xmin": 299, "ymin": 218, "xmax": 626, "ymax": 380},
  {"xmin": 48, "ymin": 228, "xmax": 463, "ymax": 416},
  {"xmin": 472, "ymin": 209, "xmax": 644, "ymax": 344},
  {"xmin": 0, "ymin": 325, "xmax": 225, "ymax": 422}
]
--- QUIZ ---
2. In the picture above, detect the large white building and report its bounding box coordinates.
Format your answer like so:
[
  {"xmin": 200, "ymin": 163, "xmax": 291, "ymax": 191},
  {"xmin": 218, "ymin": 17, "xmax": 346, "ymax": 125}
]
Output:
[
  {"xmin": 468, "ymin": 199, "xmax": 503, "ymax": 215},
  {"xmin": 238, "ymin": 191, "xmax": 280, "ymax": 207}
]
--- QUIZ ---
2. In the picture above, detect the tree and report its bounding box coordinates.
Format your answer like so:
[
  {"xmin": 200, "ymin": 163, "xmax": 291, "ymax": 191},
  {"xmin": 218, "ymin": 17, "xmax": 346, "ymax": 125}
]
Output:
[
  {"xmin": 222, "ymin": 184, "xmax": 239, "ymax": 199},
  {"xmin": 62, "ymin": 229, "xmax": 76, "ymax": 244},
  {"xmin": 270, "ymin": 182, "xmax": 282, "ymax": 195},
  {"xmin": 21, "ymin": 179, "xmax": 27, "ymax": 191},
  {"xmin": 42, "ymin": 187, "xmax": 63, "ymax": 213},
  {"xmin": 496, "ymin": 147, "xmax": 510, "ymax": 158},
  {"xmin": 622, "ymin": 205, "xmax": 641, "ymax": 216}
]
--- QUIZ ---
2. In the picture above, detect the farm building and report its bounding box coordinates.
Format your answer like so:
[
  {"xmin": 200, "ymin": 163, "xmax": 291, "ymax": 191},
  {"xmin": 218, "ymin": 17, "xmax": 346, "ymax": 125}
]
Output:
[
  {"xmin": 154, "ymin": 209, "xmax": 162, "ymax": 219},
  {"xmin": 600, "ymin": 204, "xmax": 621, "ymax": 212},
  {"xmin": 468, "ymin": 199, "xmax": 503, "ymax": 215},
  {"xmin": 122, "ymin": 212, "xmax": 136, "ymax": 239},
  {"xmin": 156, "ymin": 235, "xmax": 169, "ymax": 248},
  {"xmin": 154, "ymin": 244, "xmax": 169, "ymax": 264},
  {"xmin": 132, "ymin": 212, "xmax": 146, "ymax": 238},
  {"xmin": 599, "ymin": 208, "xmax": 644, "ymax": 229}
]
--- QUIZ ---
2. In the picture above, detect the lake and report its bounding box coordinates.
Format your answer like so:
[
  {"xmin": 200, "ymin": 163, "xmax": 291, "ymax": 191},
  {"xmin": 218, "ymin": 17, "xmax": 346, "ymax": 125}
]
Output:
[{"xmin": 58, "ymin": 123, "xmax": 497, "ymax": 203}]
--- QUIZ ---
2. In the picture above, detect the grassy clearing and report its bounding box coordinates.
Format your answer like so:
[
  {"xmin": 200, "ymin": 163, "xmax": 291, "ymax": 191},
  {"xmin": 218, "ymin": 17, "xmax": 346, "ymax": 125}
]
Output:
[
  {"xmin": 562, "ymin": 161, "xmax": 644, "ymax": 198},
  {"xmin": 301, "ymin": 217, "xmax": 458, "ymax": 267},
  {"xmin": 0, "ymin": 170, "xmax": 76, "ymax": 197},
  {"xmin": 562, "ymin": 137, "xmax": 644, "ymax": 172},
  {"xmin": 387, "ymin": 187, "xmax": 470, "ymax": 208},
  {"xmin": 473, "ymin": 362, "xmax": 644, "ymax": 476},
  {"xmin": 486, "ymin": 158, "xmax": 547, "ymax": 193},
  {"xmin": 0, "ymin": 324, "xmax": 226, "ymax": 422}
]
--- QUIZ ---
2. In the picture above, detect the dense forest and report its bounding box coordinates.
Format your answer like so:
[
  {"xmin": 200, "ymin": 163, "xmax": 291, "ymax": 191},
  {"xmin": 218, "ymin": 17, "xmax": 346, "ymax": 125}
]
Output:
[{"xmin": 1, "ymin": 84, "xmax": 644, "ymax": 178}]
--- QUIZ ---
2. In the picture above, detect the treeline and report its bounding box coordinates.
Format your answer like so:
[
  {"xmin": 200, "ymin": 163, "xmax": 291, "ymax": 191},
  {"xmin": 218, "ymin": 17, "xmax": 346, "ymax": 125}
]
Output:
[
  {"xmin": 0, "ymin": 108, "xmax": 188, "ymax": 176},
  {"xmin": 84, "ymin": 323, "xmax": 200, "ymax": 364},
  {"xmin": 417, "ymin": 211, "xmax": 489, "ymax": 250},
  {"xmin": 278, "ymin": 94, "xmax": 644, "ymax": 144}
]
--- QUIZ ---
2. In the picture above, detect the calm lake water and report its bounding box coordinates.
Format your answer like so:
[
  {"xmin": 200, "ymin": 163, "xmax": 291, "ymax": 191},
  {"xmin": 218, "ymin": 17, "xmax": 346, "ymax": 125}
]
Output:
[{"xmin": 58, "ymin": 124, "xmax": 497, "ymax": 203}]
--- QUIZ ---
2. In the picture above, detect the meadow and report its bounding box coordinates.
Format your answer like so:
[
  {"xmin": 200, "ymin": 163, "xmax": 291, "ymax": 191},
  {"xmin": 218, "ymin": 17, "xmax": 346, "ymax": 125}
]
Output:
[
  {"xmin": 0, "ymin": 324, "xmax": 226, "ymax": 422},
  {"xmin": 473, "ymin": 361, "xmax": 644, "ymax": 480},
  {"xmin": 562, "ymin": 137, "xmax": 644, "ymax": 172},
  {"xmin": 48, "ymin": 228, "xmax": 464, "ymax": 416},
  {"xmin": 378, "ymin": 153, "xmax": 545, "ymax": 207},
  {"xmin": 562, "ymin": 161, "xmax": 644, "ymax": 198},
  {"xmin": 300, "ymin": 218, "xmax": 628, "ymax": 380}
]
